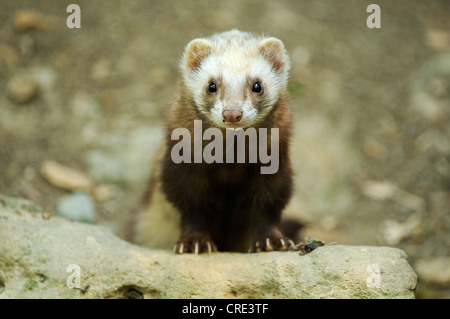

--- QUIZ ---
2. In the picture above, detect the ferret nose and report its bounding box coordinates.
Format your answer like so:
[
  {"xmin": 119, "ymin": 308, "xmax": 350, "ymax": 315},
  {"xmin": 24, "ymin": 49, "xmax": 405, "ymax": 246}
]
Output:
[{"xmin": 222, "ymin": 109, "xmax": 243, "ymax": 123}]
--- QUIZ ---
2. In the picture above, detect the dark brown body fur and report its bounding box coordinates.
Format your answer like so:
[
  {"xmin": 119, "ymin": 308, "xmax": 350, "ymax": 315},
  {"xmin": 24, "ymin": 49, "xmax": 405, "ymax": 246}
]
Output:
[{"xmin": 157, "ymin": 85, "xmax": 293, "ymax": 252}]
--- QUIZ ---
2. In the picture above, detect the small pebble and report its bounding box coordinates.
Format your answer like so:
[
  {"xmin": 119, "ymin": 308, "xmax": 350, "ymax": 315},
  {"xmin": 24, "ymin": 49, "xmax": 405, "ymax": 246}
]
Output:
[
  {"xmin": 40, "ymin": 160, "xmax": 92, "ymax": 191},
  {"xmin": 415, "ymin": 257, "xmax": 450, "ymax": 286},
  {"xmin": 57, "ymin": 192, "xmax": 96, "ymax": 223},
  {"xmin": 361, "ymin": 180, "xmax": 397, "ymax": 201},
  {"xmin": 7, "ymin": 75, "xmax": 39, "ymax": 104},
  {"xmin": 382, "ymin": 214, "xmax": 422, "ymax": 246},
  {"xmin": 14, "ymin": 9, "xmax": 49, "ymax": 31},
  {"xmin": 425, "ymin": 29, "xmax": 450, "ymax": 50}
]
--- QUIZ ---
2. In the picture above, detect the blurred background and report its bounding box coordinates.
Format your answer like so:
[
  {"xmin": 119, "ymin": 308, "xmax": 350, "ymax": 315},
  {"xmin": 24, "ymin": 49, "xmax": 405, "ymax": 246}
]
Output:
[{"xmin": 0, "ymin": 0, "xmax": 449, "ymax": 298}]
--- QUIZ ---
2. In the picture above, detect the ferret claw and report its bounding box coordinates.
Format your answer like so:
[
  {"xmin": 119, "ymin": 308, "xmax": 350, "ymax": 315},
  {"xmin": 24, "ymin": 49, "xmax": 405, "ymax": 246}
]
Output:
[
  {"xmin": 288, "ymin": 239, "xmax": 295, "ymax": 249},
  {"xmin": 249, "ymin": 236, "xmax": 296, "ymax": 253},
  {"xmin": 279, "ymin": 238, "xmax": 286, "ymax": 250},
  {"xmin": 194, "ymin": 242, "xmax": 199, "ymax": 255},
  {"xmin": 174, "ymin": 232, "xmax": 217, "ymax": 254},
  {"xmin": 265, "ymin": 238, "xmax": 274, "ymax": 251}
]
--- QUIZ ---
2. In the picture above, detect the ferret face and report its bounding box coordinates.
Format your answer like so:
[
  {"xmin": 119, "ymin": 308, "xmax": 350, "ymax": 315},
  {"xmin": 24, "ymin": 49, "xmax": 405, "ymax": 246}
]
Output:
[{"xmin": 181, "ymin": 30, "xmax": 290, "ymax": 129}]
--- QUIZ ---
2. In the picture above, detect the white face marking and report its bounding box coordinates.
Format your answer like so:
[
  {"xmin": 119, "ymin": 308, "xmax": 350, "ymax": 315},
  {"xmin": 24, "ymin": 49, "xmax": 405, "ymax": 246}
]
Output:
[
  {"xmin": 212, "ymin": 68, "xmax": 255, "ymax": 128},
  {"xmin": 182, "ymin": 31, "xmax": 290, "ymax": 129},
  {"xmin": 192, "ymin": 56, "xmax": 270, "ymax": 129}
]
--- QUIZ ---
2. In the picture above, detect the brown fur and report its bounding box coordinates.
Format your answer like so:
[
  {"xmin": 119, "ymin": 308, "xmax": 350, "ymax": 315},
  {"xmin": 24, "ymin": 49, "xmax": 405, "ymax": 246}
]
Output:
[
  {"xmin": 138, "ymin": 85, "xmax": 293, "ymax": 252},
  {"xmin": 133, "ymin": 31, "xmax": 295, "ymax": 253}
]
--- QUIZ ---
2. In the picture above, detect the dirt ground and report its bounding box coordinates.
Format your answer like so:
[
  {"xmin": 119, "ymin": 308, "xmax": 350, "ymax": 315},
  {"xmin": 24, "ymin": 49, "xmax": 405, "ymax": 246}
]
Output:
[{"xmin": 1, "ymin": 0, "xmax": 449, "ymax": 298}]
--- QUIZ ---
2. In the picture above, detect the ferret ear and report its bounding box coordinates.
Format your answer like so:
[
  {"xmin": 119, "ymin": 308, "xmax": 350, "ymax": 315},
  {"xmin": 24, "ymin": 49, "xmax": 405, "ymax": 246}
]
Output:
[
  {"xmin": 184, "ymin": 39, "xmax": 212, "ymax": 72},
  {"xmin": 259, "ymin": 38, "xmax": 289, "ymax": 73}
]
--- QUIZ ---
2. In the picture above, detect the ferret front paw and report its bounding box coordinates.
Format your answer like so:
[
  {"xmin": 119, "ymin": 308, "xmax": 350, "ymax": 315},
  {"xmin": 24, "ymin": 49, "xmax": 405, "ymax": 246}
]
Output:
[
  {"xmin": 248, "ymin": 236, "xmax": 295, "ymax": 253},
  {"xmin": 173, "ymin": 232, "xmax": 218, "ymax": 254}
]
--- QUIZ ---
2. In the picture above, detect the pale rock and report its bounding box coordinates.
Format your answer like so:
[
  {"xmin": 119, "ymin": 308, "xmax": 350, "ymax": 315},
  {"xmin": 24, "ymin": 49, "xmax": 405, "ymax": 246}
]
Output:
[{"xmin": 0, "ymin": 195, "xmax": 417, "ymax": 299}]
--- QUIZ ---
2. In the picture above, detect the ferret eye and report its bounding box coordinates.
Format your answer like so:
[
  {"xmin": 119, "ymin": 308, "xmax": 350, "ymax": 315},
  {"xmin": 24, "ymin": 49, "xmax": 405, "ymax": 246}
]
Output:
[
  {"xmin": 252, "ymin": 82, "xmax": 263, "ymax": 93},
  {"xmin": 207, "ymin": 82, "xmax": 217, "ymax": 93}
]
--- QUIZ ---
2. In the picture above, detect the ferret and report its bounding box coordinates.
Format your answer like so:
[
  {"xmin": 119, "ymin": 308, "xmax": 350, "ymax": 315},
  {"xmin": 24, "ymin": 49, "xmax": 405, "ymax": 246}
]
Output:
[{"xmin": 132, "ymin": 30, "xmax": 295, "ymax": 254}]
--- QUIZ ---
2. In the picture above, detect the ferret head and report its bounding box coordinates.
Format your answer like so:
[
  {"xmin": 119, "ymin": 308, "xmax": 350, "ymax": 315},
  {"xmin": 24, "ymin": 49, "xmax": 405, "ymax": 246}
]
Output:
[{"xmin": 181, "ymin": 30, "xmax": 290, "ymax": 129}]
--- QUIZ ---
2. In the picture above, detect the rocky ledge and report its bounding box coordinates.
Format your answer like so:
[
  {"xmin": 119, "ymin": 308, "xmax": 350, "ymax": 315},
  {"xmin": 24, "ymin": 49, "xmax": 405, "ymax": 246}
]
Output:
[{"xmin": 0, "ymin": 195, "xmax": 417, "ymax": 299}]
